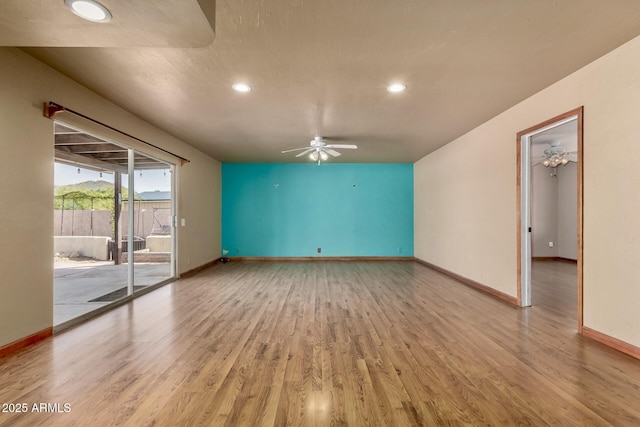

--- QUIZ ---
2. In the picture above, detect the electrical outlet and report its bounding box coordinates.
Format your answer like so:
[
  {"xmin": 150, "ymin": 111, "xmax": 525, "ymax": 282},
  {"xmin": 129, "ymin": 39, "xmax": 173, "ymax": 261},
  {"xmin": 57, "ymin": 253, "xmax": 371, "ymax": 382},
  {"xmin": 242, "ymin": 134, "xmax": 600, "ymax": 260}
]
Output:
[
  {"xmin": 398, "ymin": 247, "xmax": 403, "ymax": 254},
  {"xmin": 548, "ymin": 242, "xmax": 554, "ymax": 248},
  {"xmin": 317, "ymin": 247, "xmax": 321, "ymax": 253}
]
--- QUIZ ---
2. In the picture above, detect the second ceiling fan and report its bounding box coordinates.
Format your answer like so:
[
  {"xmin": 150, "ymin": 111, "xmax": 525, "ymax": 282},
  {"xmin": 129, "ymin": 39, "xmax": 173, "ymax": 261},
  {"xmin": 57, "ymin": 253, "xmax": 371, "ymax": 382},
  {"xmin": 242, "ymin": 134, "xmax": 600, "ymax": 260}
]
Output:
[{"xmin": 532, "ymin": 141, "xmax": 577, "ymax": 167}]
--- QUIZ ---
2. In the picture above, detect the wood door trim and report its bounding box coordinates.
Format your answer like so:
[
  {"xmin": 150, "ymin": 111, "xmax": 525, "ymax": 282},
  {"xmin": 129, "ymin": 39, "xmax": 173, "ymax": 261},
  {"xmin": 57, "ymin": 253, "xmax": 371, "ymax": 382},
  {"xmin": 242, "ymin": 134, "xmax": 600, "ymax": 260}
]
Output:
[
  {"xmin": 516, "ymin": 126, "xmax": 522, "ymax": 306},
  {"xmin": 0, "ymin": 327, "xmax": 53, "ymax": 358},
  {"xmin": 576, "ymin": 107, "xmax": 584, "ymax": 333},
  {"xmin": 516, "ymin": 106, "xmax": 584, "ymax": 330}
]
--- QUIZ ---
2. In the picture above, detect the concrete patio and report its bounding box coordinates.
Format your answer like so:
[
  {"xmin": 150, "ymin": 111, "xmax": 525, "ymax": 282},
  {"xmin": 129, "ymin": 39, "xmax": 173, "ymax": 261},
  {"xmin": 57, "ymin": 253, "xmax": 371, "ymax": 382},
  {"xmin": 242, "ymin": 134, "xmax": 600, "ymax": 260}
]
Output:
[{"xmin": 54, "ymin": 257, "xmax": 173, "ymax": 326}]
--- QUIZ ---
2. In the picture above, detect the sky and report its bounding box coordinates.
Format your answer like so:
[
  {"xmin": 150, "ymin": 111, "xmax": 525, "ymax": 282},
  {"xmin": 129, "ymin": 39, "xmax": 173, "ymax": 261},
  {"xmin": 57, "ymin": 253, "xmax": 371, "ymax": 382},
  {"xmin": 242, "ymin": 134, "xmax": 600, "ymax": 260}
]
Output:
[{"xmin": 55, "ymin": 163, "xmax": 172, "ymax": 193}]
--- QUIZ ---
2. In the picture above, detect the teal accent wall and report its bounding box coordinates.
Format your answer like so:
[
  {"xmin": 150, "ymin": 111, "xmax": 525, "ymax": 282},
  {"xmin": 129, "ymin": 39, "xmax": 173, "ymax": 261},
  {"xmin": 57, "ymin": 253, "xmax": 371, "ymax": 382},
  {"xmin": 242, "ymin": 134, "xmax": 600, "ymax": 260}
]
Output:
[{"xmin": 222, "ymin": 163, "xmax": 413, "ymax": 257}]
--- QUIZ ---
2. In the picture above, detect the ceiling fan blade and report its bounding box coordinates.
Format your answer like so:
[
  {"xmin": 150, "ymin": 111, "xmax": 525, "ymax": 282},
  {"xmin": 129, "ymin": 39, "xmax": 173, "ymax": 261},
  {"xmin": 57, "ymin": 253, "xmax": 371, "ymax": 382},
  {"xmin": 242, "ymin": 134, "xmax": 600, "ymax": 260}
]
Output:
[
  {"xmin": 325, "ymin": 144, "xmax": 357, "ymax": 149},
  {"xmin": 281, "ymin": 147, "xmax": 311, "ymax": 153},
  {"xmin": 531, "ymin": 155, "xmax": 546, "ymax": 166},
  {"xmin": 295, "ymin": 148, "xmax": 315, "ymax": 157},
  {"xmin": 324, "ymin": 148, "xmax": 341, "ymax": 157}
]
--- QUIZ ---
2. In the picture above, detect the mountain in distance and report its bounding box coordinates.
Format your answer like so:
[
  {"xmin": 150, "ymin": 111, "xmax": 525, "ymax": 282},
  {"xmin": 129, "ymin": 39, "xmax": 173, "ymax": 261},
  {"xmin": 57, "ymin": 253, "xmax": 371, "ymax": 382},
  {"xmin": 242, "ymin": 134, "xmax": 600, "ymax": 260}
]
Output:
[{"xmin": 54, "ymin": 180, "xmax": 120, "ymax": 192}]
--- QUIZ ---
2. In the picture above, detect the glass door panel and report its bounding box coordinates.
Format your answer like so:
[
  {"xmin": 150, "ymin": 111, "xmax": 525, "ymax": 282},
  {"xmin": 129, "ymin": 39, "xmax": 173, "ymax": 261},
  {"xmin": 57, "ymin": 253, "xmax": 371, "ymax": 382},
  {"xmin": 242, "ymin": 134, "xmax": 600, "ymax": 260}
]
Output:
[
  {"xmin": 133, "ymin": 152, "xmax": 175, "ymax": 292},
  {"xmin": 53, "ymin": 126, "xmax": 132, "ymax": 328}
]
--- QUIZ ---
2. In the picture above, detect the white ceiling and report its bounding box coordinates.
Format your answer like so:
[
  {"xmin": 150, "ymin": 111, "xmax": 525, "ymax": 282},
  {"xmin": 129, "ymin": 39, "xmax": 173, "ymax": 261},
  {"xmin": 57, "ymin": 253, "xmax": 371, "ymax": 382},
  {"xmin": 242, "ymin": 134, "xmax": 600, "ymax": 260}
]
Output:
[
  {"xmin": 5, "ymin": 1, "xmax": 640, "ymax": 163},
  {"xmin": 531, "ymin": 120, "xmax": 578, "ymax": 158}
]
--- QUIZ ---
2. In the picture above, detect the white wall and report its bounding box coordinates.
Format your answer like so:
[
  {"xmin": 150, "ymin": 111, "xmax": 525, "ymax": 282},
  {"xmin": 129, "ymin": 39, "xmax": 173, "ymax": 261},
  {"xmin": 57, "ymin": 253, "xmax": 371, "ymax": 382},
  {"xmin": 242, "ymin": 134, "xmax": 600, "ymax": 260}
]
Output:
[
  {"xmin": 531, "ymin": 162, "xmax": 578, "ymax": 259},
  {"xmin": 532, "ymin": 165, "xmax": 558, "ymax": 257},
  {"xmin": 557, "ymin": 162, "xmax": 578, "ymax": 260},
  {"xmin": 415, "ymin": 35, "xmax": 640, "ymax": 348},
  {"xmin": 0, "ymin": 47, "xmax": 221, "ymax": 348}
]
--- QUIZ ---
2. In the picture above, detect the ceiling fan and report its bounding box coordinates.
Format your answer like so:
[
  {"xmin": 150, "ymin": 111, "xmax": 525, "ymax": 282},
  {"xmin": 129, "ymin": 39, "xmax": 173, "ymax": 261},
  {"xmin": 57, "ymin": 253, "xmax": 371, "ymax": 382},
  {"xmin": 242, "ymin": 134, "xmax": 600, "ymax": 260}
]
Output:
[
  {"xmin": 281, "ymin": 136, "xmax": 357, "ymax": 164},
  {"xmin": 532, "ymin": 141, "xmax": 577, "ymax": 167}
]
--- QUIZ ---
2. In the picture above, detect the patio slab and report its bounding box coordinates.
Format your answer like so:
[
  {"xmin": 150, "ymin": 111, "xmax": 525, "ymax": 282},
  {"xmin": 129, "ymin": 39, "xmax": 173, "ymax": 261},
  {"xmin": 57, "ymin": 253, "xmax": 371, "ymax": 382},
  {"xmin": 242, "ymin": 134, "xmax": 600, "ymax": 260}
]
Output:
[{"xmin": 54, "ymin": 258, "xmax": 172, "ymax": 325}]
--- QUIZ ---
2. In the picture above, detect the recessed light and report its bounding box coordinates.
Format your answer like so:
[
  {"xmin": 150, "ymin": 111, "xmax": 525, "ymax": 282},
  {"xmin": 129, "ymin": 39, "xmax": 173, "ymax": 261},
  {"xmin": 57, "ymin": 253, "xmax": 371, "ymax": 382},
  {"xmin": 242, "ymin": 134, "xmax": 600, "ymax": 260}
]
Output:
[
  {"xmin": 232, "ymin": 83, "xmax": 252, "ymax": 92},
  {"xmin": 387, "ymin": 83, "xmax": 407, "ymax": 93},
  {"xmin": 65, "ymin": 0, "xmax": 112, "ymax": 22}
]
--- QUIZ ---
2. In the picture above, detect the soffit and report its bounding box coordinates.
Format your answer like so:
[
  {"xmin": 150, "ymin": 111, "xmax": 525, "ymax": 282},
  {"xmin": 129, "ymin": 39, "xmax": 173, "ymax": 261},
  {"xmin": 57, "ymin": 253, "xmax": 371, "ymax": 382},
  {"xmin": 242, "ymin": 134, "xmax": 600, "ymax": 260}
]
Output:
[{"xmin": 0, "ymin": 0, "xmax": 214, "ymax": 47}]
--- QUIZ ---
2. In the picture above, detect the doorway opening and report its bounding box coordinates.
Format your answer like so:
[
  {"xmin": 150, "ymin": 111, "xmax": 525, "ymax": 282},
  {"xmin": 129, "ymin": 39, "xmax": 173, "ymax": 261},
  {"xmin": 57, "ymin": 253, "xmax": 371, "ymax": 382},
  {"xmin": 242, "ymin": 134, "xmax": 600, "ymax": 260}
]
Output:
[
  {"xmin": 516, "ymin": 107, "xmax": 583, "ymax": 330},
  {"xmin": 53, "ymin": 122, "xmax": 176, "ymax": 330}
]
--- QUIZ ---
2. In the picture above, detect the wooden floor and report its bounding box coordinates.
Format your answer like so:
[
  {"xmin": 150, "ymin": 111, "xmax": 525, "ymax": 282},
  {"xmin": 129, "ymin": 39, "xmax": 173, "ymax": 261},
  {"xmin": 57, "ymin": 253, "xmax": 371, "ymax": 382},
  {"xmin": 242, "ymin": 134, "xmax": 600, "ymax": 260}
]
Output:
[{"xmin": 1, "ymin": 260, "xmax": 640, "ymax": 426}]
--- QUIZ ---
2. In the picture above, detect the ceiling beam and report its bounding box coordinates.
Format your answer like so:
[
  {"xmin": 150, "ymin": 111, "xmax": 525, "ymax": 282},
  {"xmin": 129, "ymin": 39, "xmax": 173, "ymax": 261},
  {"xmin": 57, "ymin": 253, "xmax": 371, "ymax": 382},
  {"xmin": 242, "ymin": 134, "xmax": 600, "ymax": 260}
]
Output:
[
  {"xmin": 55, "ymin": 149, "xmax": 127, "ymax": 174},
  {"xmin": 55, "ymin": 141, "xmax": 119, "ymax": 147},
  {"xmin": 74, "ymin": 149, "xmax": 128, "ymax": 154},
  {"xmin": 55, "ymin": 133, "xmax": 107, "ymax": 145},
  {"xmin": 61, "ymin": 144, "xmax": 127, "ymax": 154}
]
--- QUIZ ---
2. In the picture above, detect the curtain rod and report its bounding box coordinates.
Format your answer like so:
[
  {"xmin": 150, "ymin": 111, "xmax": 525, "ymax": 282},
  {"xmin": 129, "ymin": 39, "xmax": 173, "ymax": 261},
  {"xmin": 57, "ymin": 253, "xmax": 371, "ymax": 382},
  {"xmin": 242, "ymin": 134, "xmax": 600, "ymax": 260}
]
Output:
[{"xmin": 44, "ymin": 101, "xmax": 190, "ymax": 165}]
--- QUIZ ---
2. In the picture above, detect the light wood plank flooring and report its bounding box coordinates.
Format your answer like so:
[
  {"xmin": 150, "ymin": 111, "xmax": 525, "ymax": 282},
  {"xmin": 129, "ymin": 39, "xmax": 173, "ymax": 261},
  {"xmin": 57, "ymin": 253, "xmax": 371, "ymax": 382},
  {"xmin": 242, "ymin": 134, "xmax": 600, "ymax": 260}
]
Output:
[{"xmin": 1, "ymin": 260, "xmax": 639, "ymax": 426}]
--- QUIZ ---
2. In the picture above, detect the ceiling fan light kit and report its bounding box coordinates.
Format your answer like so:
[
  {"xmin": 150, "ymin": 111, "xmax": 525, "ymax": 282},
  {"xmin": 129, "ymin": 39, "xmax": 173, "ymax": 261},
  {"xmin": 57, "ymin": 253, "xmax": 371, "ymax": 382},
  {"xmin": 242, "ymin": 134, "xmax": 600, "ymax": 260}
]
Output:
[
  {"xmin": 541, "ymin": 145, "xmax": 571, "ymax": 167},
  {"xmin": 533, "ymin": 141, "xmax": 576, "ymax": 168},
  {"xmin": 542, "ymin": 156, "xmax": 570, "ymax": 167},
  {"xmin": 281, "ymin": 136, "xmax": 357, "ymax": 165}
]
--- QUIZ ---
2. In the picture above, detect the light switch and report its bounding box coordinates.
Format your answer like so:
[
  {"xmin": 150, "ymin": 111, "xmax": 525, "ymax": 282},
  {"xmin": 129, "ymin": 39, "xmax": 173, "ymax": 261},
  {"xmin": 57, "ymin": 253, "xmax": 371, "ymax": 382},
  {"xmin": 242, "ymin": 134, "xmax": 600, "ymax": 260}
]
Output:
[{"xmin": 181, "ymin": 218, "xmax": 186, "ymax": 227}]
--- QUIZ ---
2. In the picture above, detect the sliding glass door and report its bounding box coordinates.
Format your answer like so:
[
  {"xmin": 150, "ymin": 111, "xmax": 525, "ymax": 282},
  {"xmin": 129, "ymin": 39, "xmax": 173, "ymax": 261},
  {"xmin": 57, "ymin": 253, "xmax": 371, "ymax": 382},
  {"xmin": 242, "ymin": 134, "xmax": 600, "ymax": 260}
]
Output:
[{"xmin": 53, "ymin": 123, "xmax": 176, "ymax": 330}]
